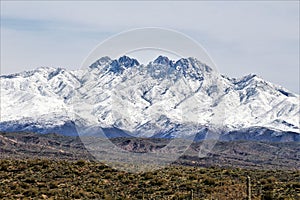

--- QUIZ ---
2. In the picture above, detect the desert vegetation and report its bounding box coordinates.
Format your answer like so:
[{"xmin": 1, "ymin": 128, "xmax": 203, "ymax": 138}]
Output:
[{"xmin": 0, "ymin": 159, "xmax": 299, "ymax": 199}]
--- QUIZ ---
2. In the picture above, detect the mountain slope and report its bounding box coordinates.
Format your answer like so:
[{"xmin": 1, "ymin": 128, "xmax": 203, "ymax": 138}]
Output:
[
  {"xmin": 0, "ymin": 56, "xmax": 299, "ymax": 141},
  {"xmin": 1, "ymin": 132, "xmax": 299, "ymax": 170}
]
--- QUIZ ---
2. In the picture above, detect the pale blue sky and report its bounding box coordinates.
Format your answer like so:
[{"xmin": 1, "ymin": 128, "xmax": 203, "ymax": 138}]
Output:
[{"xmin": 1, "ymin": 1, "xmax": 299, "ymax": 93}]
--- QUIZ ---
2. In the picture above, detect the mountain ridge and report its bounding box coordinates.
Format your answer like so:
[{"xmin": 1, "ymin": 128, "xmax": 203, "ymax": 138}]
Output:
[{"xmin": 1, "ymin": 55, "xmax": 299, "ymax": 141}]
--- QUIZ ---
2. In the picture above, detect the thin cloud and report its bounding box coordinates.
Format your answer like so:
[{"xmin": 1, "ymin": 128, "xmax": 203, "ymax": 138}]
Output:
[{"xmin": 1, "ymin": 1, "xmax": 299, "ymax": 93}]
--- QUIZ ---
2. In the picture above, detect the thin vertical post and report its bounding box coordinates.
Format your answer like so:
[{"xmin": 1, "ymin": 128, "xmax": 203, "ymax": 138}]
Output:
[{"xmin": 247, "ymin": 176, "xmax": 251, "ymax": 200}]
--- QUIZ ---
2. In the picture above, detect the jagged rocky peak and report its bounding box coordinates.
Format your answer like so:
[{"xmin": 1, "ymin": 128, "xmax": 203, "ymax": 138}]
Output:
[
  {"xmin": 175, "ymin": 58, "xmax": 189, "ymax": 68},
  {"xmin": 153, "ymin": 56, "xmax": 213, "ymax": 73},
  {"xmin": 186, "ymin": 57, "xmax": 213, "ymax": 72},
  {"xmin": 98, "ymin": 56, "xmax": 112, "ymax": 65},
  {"xmin": 116, "ymin": 55, "xmax": 139, "ymax": 67},
  {"xmin": 89, "ymin": 55, "xmax": 213, "ymax": 72},
  {"xmin": 153, "ymin": 56, "xmax": 194, "ymax": 68},
  {"xmin": 235, "ymin": 74, "xmax": 273, "ymax": 89},
  {"xmin": 89, "ymin": 55, "xmax": 139, "ymax": 72},
  {"xmin": 153, "ymin": 55, "xmax": 173, "ymax": 65},
  {"xmin": 108, "ymin": 56, "xmax": 139, "ymax": 73},
  {"xmin": 89, "ymin": 56, "xmax": 112, "ymax": 69},
  {"xmin": 235, "ymin": 73, "xmax": 258, "ymax": 83},
  {"xmin": 231, "ymin": 73, "xmax": 296, "ymax": 98}
]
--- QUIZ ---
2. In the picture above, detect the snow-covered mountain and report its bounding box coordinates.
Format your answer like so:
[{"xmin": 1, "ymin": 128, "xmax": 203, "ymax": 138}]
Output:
[{"xmin": 1, "ymin": 56, "xmax": 299, "ymax": 141}]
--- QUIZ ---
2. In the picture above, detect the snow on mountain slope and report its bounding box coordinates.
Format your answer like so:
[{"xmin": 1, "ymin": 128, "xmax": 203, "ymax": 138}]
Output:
[{"xmin": 0, "ymin": 56, "xmax": 299, "ymax": 141}]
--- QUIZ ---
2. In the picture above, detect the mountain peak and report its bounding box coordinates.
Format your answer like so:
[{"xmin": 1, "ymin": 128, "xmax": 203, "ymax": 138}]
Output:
[
  {"xmin": 175, "ymin": 58, "xmax": 189, "ymax": 68},
  {"xmin": 89, "ymin": 56, "xmax": 112, "ymax": 69},
  {"xmin": 107, "ymin": 56, "xmax": 139, "ymax": 73},
  {"xmin": 89, "ymin": 56, "xmax": 139, "ymax": 70},
  {"xmin": 98, "ymin": 56, "xmax": 112, "ymax": 64},
  {"xmin": 117, "ymin": 55, "xmax": 139, "ymax": 67},
  {"xmin": 153, "ymin": 55, "xmax": 172, "ymax": 65}
]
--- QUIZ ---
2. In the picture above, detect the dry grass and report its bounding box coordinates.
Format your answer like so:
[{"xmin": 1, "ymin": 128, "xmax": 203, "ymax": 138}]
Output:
[{"xmin": 0, "ymin": 159, "xmax": 299, "ymax": 199}]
